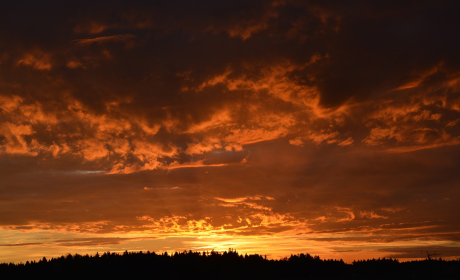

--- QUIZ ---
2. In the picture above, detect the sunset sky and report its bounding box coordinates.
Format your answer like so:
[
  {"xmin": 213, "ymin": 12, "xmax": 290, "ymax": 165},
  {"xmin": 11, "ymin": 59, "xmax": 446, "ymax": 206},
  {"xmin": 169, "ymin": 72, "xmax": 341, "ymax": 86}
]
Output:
[{"xmin": 1, "ymin": 1, "xmax": 460, "ymax": 264}]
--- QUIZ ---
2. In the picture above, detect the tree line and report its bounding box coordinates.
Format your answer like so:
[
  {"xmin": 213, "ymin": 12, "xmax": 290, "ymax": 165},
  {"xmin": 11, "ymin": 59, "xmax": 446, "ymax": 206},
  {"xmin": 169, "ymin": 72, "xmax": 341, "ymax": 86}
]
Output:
[{"xmin": 1, "ymin": 249, "xmax": 459, "ymax": 279}]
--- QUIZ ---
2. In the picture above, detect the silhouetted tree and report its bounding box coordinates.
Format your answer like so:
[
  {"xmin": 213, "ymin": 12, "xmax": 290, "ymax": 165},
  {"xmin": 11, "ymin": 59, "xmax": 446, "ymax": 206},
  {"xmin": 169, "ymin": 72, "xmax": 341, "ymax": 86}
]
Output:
[{"xmin": 1, "ymin": 249, "xmax": 459, "ymax": 279}]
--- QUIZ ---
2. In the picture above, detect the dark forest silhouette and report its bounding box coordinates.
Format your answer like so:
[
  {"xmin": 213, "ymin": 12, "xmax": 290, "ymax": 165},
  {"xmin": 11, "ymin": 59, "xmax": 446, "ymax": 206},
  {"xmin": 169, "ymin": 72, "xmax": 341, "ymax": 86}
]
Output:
[{"xmin": 1, "ymin": 249, "xmax": 459, "ymax": 279}]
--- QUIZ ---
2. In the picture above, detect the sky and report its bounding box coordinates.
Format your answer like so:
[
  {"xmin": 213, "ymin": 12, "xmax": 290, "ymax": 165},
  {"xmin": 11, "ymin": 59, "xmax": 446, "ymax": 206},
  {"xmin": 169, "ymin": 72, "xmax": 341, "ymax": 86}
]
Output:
[{"xmin": 1, "ymin": 0, "xmax": 460, "ymax": 264}]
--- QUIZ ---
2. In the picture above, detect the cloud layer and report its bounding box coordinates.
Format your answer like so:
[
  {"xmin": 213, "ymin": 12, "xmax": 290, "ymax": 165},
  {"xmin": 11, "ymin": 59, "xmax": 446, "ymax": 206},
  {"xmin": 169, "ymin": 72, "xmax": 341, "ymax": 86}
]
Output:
[{"xmin": 1, "ymin": 0, "xmax": 460, "ymax": 263}]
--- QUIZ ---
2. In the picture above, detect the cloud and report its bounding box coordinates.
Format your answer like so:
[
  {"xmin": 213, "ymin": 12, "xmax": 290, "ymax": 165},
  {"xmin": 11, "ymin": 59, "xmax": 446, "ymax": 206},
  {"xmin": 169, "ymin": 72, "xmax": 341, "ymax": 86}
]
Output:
[
  {"xmin": 289, "ymin": 137, "xmax": 304, "ymax": 147},
  {"xmin": 0, "ymin": 243, "xmax": 43, "ymax": 247},
  {"xmin": 359, "ymin": 211, "xmax": 388, "ymax": 219},
  {"xmin": 185, "ymin": 138, "xmax": 222, "ymax": 155},
  {"xmin": 166, "ymin": 160, "xmax": 227, "ymax": 170},
  {"xmin": 17, "ymin": 52, "xmax": 52, "ymax": 70},
  {"xmin": 1, "ymin": 0, "xmax": 460, "ymax": 264},
  {"xmin": 74, "ymin": 34, "xmax": 137, "ymax": 45},
  {"xmin": 338, "ymin": 137, "xmax": 353, "ymax": 146},
  {"xmin": 0, "ymin": 122, "xmax": 36, "ymax": 155}
]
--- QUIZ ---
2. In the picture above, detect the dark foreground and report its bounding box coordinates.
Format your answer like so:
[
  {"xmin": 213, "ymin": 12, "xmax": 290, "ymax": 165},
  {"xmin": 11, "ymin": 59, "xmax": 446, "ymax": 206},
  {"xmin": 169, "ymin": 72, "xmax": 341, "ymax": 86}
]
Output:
[{"xmin": 1, "ymin": 250, "xmax": 459, "ymax": 279}]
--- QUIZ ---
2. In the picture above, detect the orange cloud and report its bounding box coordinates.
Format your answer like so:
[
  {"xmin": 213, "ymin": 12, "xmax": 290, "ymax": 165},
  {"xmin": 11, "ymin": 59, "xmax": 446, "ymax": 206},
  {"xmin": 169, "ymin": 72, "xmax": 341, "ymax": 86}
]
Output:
[
  {"xmin": 0, "ymin": 122, "xmax": 35, "ymax": 155},
  {"xmin": 214, "ymin": 196, "xmax": 275, "ymax": 203},
  {"xmin": 306, "ymin": 130, "xmax": 339, "ymax": 144},
  {"xmin": 195, "ymin": 62, "xmax": 326, "ymax": 116},
  {"xmin": 186, "ymin": 110, "xmax": 232, "ymax": 134},
  {"xmin": 338, "ymin": 137, "xmax": 354, "ymax": 146},
  {"xmin": 289, "ymin": 137, "xmax": 304, "ymax": 147},
  {"xmin": 185, "ymin": 137, "xmax": 222, "ymax": 155},
  {"xmin": 74, "ymin": 34, "xmax": 137, "ymax": 45},
  {"xmin": 166, "ymin": 160, "xmax": 227, "ymax": 170},
  {"xmin": 359, "ymin": 211, "xmax": 388, "ymax": 219},
  {"xmin": 393, "ymin": 64, "xmax": 442, "ymax": 91},
  {"xmin": 17, "ymin": 52, "xmax": 52, "ymax": 70},
  {"xmin": 224, "ymin": 127, "xmax": 287, "ymax": 148},
  {"xmin": 75, "ymin": 138, "xmax": 109, "ymax": 161},
  {"xmin": 0, "ymin": 95, "xmax": 23, "ymax": 113}
]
